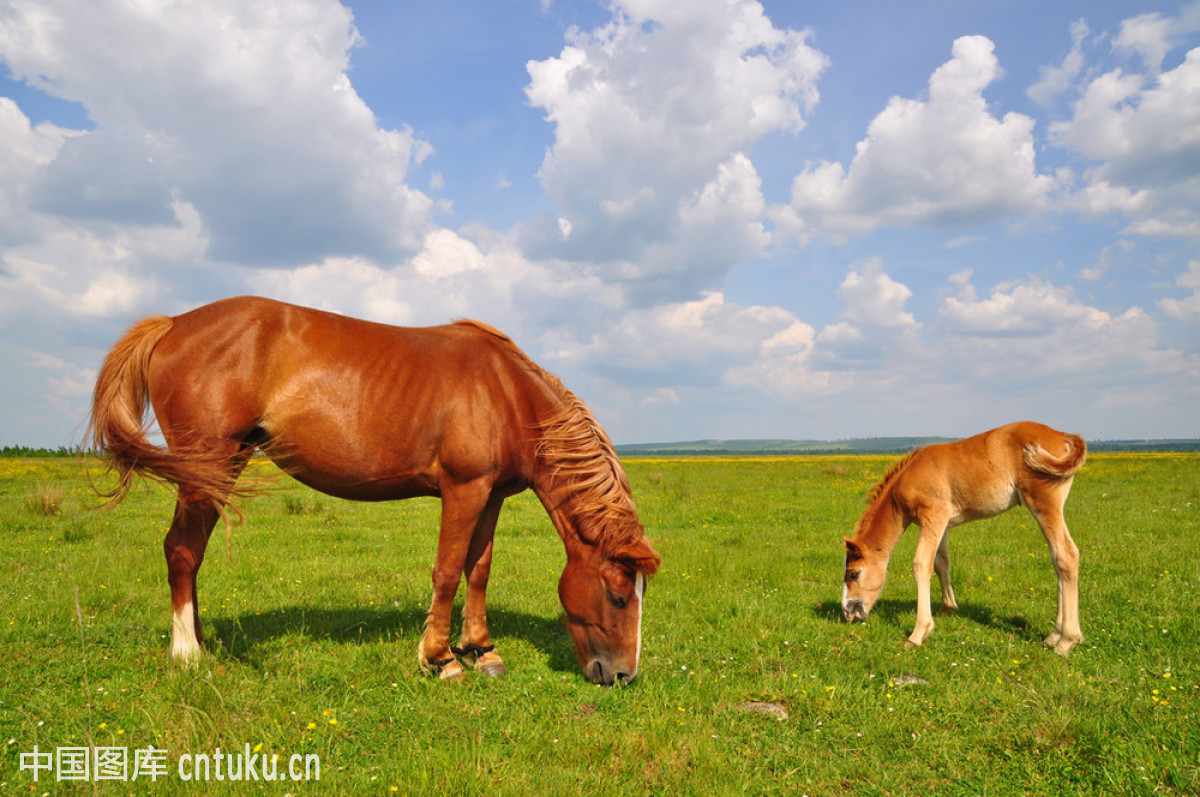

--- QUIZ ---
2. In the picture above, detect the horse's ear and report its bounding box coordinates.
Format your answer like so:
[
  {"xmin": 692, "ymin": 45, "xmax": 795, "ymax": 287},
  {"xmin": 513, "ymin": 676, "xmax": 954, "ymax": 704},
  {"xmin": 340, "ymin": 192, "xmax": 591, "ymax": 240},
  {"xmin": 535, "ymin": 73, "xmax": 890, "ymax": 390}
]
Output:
[{"xmin": 614, "ymin": 538, "xmax": 661, "ymax": 577}]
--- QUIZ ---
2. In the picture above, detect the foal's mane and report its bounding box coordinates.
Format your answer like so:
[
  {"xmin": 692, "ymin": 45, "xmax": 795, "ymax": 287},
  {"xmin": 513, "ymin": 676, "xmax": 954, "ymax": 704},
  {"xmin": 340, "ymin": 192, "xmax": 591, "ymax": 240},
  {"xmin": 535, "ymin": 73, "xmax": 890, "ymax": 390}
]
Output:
[
  {"xmin": 453, "ymin": 321, "xmax": 644, "ymax": 554},
  {"xmin": 865, "ymin": 449, "xmax": 918, "ymax": 505},
  {"xmin": 852, "ymin": 449, "xmax": 920, "ymax": 537}
]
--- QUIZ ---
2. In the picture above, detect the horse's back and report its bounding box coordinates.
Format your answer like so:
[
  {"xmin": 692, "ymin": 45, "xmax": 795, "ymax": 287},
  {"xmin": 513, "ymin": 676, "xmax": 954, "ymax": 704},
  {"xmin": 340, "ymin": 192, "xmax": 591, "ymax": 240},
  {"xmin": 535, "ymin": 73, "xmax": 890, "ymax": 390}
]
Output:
[{"xmin": 146, "ymin": 297, "xmax": 551, "ymax": 499}]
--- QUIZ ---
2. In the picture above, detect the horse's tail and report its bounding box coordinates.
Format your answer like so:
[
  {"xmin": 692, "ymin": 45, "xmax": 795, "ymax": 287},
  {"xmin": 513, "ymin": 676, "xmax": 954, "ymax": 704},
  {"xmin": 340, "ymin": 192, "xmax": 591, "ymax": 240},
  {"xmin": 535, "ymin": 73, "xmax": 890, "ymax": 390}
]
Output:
[
  {"xmin": 87, "ymin": 316, "xmax": 237, "ymax": 509},
  {"xmin": 1023, "ymin": 432, "xmax": 1087, "ymax": 478}
]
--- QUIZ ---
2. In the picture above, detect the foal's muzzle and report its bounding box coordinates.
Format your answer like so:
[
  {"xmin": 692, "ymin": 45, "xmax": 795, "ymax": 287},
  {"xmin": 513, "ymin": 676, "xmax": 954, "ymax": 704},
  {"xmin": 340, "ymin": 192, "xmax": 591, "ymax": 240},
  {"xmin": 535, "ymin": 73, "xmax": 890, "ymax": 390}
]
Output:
[{"xmin": 843, "ymin": 599, "xmax": 869, "ymax": 623}]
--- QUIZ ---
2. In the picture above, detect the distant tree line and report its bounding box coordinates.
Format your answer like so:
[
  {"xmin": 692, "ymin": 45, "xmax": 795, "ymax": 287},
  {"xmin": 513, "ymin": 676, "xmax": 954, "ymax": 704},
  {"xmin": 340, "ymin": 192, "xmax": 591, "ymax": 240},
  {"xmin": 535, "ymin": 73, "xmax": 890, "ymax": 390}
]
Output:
[{"xmin": 1, "ymin": 445, "xmax": 87, "ymax": 458}]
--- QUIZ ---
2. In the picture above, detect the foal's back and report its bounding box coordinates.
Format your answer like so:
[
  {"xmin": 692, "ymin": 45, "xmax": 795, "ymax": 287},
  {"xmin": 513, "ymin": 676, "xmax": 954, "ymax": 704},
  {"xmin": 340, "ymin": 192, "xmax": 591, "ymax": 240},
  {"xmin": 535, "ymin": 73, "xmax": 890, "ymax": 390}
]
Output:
[{"xmin": 891, "ymin": 422, "xmax": 1078, "ymax": 524}]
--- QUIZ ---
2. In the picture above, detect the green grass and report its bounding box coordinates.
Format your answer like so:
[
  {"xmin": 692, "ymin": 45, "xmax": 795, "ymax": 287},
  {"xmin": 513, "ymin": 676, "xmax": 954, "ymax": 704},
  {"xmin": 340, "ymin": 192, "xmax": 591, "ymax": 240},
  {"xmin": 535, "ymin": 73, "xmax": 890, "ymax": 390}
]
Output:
[{"xmin": 0, "ymin": 454, "xmax": 1196, "ymax": 794}]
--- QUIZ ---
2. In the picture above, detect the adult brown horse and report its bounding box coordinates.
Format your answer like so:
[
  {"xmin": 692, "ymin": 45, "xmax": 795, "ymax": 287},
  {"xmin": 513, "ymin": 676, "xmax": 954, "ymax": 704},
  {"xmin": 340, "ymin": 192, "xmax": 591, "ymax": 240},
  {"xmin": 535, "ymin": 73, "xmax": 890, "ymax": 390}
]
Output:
[
  {"xmin": 88, "ymin": 296, "xmax": 660, "ymax": 684},
  {"xmin": 841, "ymin": 421, "xmax": 1086, "ymax": 655}
]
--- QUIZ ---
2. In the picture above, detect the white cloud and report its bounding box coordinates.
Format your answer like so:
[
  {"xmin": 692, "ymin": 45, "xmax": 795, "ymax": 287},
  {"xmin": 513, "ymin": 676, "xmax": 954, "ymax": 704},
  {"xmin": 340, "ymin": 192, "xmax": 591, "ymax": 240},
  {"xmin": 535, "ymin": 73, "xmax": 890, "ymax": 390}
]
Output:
[
  {"xmin": 0, "ymin": 98, "xmax": 81, "ymax": 243},
  {"xmin": 1050, "ymin": 51, "xmax": 1200, "ymax": 185},
  {"xmin": 728, "ymin": 262, "xmax": 922, "ymax": 397},
  {"xmin": 777, "ymin": 36, "xmax": 1057, "ymax": 241},
  {"xmin": 28, "ymin": 351, "xmax": 95, "ymax": 398},
  {"xmin": 835, "ymin": 258, "xmax": 918, "ymax": 330},
  {"xmin": 934, "ymin": 273, "xmax": 1197, "ymax": 396},
  {"xmin": 1028, "ymin": 19, "xmax": 1090, "ymax": 109},
  {"xmin": 248, "ymin": 256, "xmax": 413, "ymax": 324},
  {"xmin": 524, "ymin": 0, "xmax": 826, "ymax": 293},
  {"xmin": 729, "ymin": 265, "xmax": 1199, "ymax": 435},
  {"xmin": 639, "ymin": 388, "xmax": 680, "ymax": 407},
  {"xmin": 553, "ymin": 290, "xmax": 801, "ymax": 386},
  {"xmin": 1158, "ymin": 260, "xmax": 1200, "ymax": 323},
  {"xmin": 1049, "ymin": 6, "xmax": 1200, "ymax": 239},
  {"xmin": 247, "ymin": 225, "xmax": 627, "ymax": 342},
  {"xmin": 412, "ymin": 229, "xmax": 488, "ymax": 278},
  {"xmin": 0, "ymin": 194, "xmax": 211, "ymax": 321},
  {"xmin": 1114, "ymin": 2, "xmax": 1200, "ymax": 71},
  {"xmin": 941, "ymin": 277, "xmax": 1100, "ymax": 337},
  {"xmin": 0, "ymin": 0, "xmax": 435, "ymax": 266}
]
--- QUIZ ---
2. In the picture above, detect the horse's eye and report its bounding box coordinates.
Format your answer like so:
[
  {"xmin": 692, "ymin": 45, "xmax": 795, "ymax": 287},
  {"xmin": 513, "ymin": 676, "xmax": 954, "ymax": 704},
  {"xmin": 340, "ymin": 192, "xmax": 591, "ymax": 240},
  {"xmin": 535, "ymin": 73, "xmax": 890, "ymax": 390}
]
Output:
[{"xmin": 608, "ymin": 592, "xmax": 628, "ymax": 609}]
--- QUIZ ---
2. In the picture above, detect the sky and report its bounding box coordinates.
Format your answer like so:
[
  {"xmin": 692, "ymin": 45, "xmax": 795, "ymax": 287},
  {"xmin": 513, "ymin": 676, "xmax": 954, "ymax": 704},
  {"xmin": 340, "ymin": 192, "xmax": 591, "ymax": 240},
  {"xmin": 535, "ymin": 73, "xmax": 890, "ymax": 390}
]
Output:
[{"xmin": 1, "ymin": 0, "xmax": 1198, "ymax": 448}]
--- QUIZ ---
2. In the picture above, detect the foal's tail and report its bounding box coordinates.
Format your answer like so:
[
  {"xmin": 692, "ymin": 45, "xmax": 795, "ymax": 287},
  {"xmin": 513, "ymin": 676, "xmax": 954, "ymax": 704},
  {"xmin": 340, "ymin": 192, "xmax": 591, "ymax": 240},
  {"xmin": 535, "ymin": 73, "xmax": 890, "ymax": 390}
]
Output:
[
  {"xmin": 1023, "ymin": 432, "xmax": 1087, "ymax": 478},
  {"xmin": 86, "ymin": 316, "xmax": 237, "ymax": 509}
]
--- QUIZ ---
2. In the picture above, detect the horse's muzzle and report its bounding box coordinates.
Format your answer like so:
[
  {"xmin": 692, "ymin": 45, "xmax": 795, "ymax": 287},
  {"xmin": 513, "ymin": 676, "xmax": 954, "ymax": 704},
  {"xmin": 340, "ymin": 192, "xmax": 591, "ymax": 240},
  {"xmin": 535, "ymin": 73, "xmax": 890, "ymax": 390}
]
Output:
[
  {"xmin": 843, "ymin": 599, "xmax": 869, "ymax": 623},
  {"xmin": 585, "ymin": 658, "xmax": 635, "ymax": 686}
]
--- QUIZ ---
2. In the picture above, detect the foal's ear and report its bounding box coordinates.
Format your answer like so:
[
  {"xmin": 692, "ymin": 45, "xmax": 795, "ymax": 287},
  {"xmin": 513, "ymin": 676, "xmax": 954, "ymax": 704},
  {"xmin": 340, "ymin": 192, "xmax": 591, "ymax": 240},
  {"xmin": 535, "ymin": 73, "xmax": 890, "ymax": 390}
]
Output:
[
  {"xmin": 614, "ymin": 538, "xmax": 662, "ymax": 577},
  {"xmin": 843, "ymin": 537, "xmax": 862, "ymax": 559}
]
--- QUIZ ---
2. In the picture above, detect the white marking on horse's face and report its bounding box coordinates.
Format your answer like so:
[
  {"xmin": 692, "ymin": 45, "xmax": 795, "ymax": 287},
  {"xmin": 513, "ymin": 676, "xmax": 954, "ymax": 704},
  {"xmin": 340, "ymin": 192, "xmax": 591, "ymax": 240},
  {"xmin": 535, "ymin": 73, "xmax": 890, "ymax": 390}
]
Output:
[
  {"xmin": 633, "ymin": 573, "xmax": 645, "ymax": 678},
  {"xmin": 171, "ymin": 601, "xmax": 201, "ymax": 664}
]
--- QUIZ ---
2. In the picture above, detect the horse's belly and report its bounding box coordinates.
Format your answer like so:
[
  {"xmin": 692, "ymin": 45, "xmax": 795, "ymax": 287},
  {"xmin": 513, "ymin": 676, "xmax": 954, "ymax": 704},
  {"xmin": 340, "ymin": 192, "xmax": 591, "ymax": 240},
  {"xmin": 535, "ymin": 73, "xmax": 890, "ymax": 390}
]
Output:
[
  {"xmin": 262, "ymin": 417, "xmax": 440, "ymax": 502},
  {"xmin": 286, "ymin": 464, "xmax": 439, "ymax": 502}
]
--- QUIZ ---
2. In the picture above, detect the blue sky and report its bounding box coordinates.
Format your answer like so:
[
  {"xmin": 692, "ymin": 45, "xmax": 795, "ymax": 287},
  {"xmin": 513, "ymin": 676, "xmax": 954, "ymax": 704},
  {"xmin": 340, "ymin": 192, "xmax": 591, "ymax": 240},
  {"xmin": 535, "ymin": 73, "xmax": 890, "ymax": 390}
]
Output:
[{"xmin": 1, "ymin": 0, "xmax": 1198, "ymax": 447}]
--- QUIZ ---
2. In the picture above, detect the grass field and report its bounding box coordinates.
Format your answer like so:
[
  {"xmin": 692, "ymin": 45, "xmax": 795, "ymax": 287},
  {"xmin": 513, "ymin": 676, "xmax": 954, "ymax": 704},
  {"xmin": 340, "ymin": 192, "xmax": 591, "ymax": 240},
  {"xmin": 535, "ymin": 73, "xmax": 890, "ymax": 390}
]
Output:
[{"xmin": 0, "ymin": 453, "xmax": 1196, "ymax": 795}]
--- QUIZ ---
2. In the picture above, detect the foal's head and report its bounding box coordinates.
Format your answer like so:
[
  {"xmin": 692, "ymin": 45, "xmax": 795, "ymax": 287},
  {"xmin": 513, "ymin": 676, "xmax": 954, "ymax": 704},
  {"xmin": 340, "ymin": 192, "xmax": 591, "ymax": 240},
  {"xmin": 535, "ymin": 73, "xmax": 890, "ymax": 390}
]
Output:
[
  {"xmin": 841, "ymin": 537, "xmax": 888, "ymax": 622},
  {"xmin": 558, "ymin": 538, "xmax": 659, "ymax": 685}
]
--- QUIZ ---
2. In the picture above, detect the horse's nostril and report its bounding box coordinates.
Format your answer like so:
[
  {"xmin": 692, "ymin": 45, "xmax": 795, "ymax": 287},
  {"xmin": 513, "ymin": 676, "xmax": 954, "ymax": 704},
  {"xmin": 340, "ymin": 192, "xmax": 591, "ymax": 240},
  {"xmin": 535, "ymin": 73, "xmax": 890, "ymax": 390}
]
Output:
[{"xmin": 587, "ymin": 660, "xmax": 606, "ymax": 684}]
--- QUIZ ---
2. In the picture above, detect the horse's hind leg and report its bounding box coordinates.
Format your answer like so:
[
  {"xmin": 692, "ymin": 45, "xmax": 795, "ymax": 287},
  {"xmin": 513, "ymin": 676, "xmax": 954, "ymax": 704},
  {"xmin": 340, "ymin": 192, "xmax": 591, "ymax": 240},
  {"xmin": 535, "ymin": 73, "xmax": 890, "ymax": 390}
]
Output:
[
  {"xmin": 165, "ymin": 489, "xmax": 223, "ymax": 664},
  {"xmin": 456, "ymin": 494, "xmax": 507, "ymax": 678},
  {"xmin": 934, "ymin": 531, "xmax": 958, "ymax": 616},
  {"xmin": 162, "ymin": 442, "xmax": 251, "ymax": 664},
  {"xmin": 1023, "ymin": 481, "xmax": 1082, "ymax": 655}
]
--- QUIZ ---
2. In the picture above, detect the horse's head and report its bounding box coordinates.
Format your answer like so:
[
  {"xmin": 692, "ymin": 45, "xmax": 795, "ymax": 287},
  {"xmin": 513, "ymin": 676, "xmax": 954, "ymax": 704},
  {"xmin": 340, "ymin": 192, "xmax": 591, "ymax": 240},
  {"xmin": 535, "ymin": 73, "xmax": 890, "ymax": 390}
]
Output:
[
  {"xmin": 559, "ymin": 538, "xmax": 660, "ymax": 685},
  {"xmin": 842, "ymin": 537, "xmax": 887, "ymax": 622}
]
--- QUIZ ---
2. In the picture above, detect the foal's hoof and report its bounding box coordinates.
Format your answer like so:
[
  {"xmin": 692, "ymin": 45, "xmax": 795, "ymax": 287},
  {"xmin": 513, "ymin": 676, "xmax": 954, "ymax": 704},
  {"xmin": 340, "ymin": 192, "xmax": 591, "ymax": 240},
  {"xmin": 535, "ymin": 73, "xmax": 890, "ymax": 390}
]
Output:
[
  {"xmin": 1046, "ymin": 634, "xmax": 1082, "ymax": 657},
  {"xmin": 478, "ymin": 662, "xmax": 508, "ymax": 679}
]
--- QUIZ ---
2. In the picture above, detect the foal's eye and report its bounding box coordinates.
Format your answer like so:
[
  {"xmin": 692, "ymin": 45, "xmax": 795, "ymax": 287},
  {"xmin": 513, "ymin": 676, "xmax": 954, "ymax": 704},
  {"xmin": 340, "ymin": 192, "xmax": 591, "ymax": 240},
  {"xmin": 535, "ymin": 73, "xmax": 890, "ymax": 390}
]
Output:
[{"xmin": 846, "ymin": 570, "xmax": 860, "ymax": 582}]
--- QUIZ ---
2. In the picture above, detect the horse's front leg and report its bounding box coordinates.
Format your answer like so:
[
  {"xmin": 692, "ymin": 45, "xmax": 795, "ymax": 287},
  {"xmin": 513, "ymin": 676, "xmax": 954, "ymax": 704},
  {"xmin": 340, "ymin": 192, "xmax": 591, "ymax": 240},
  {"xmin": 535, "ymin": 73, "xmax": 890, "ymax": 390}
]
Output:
[
  {"xmin": 455, "ymin": 494, "xmax": 507, "ymax": 678},
  {"xmin": 906, "ymin": 518, "xmax": 948, "ymax": 648},
  {"xmin": 419, "ymin": 479, "xmax": 490, "ymax": 681}
]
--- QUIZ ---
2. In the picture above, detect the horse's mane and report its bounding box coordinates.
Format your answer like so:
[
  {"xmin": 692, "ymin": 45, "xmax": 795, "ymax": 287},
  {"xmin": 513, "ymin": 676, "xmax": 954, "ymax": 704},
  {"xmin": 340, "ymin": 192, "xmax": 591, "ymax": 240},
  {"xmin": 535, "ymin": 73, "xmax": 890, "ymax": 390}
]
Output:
[{"xmin": 453, "ymin": 321, "xmax": 644, "ymax": 554}]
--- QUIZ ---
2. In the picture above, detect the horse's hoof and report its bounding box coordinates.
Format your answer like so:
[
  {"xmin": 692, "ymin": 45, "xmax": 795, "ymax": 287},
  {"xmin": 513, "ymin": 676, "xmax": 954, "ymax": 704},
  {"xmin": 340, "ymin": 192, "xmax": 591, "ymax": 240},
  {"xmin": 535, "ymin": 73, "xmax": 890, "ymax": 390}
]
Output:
[
  {"xmin": 438, "ymin": 661, "xmax": 465, "ymax": 682},
  {"xmin": 420, "ymin": 654, "xmax": 464, "ymax": 681},
  {"xmin": 478, "ymin": 662, "xmax": 508, "ymax": 679}
]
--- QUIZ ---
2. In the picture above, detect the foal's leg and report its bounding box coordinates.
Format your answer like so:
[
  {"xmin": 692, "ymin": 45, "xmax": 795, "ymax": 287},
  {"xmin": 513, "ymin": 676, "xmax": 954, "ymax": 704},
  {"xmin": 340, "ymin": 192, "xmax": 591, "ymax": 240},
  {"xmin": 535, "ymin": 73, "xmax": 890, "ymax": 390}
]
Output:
[
  {"xmin": 934, "ymin": 530, "xmax": 959, "ymax": 615},
  {"xmin": 419, "ymin": 478, "xmax": 491, "ymax": 681},
  {"xmin": 164, "ymin": 488, "xmax": 223, "ymax": 664},
  {"xmin": 907, "ymin": 513, "xmax": 950, "ymax": 648},
  {"xmin": 1023, "ymin": 481, "xmax": 1083, "ymax": 655},
  {"xmin": 456, "ymin": 494, "xmax": 507, "ymax": 678}
]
